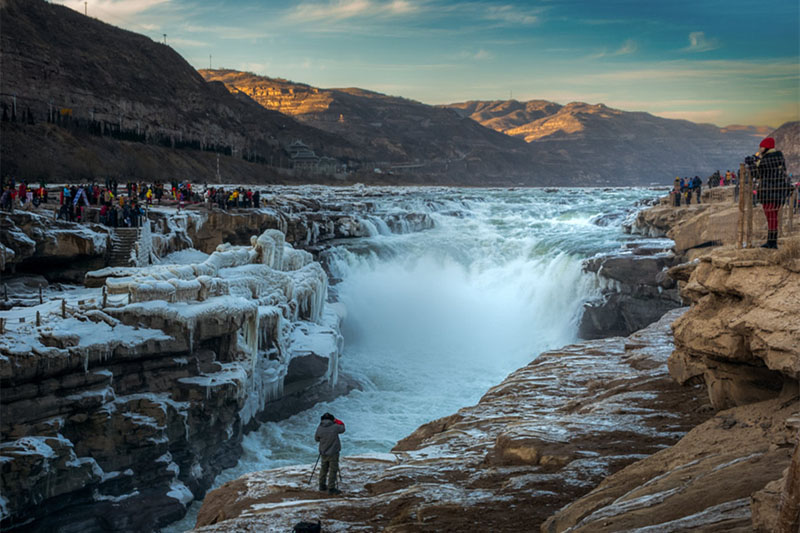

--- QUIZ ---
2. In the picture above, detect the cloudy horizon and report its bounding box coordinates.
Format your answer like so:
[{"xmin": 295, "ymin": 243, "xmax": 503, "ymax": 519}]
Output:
[{"xmin": 55, "ymin": 0, "xmax": 799, "ymax": 128}]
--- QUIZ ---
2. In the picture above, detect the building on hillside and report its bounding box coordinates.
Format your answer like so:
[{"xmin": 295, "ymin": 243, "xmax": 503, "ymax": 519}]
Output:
[{"xmin": 286, "ymin": 140, "xmax": 320, "ymax": 170}]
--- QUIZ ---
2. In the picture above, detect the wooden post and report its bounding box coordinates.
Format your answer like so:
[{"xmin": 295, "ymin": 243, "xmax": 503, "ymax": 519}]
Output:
[
  {"xmin": 36, "ymin": 311, "xmax": 41, "ymax": 326},
  {"xmin": 745, "ymin": 168, "xmax": 754, "ymax": 247},
  {"xmin": 737, "ymin": 163, "xmax": 746, "ymax": 248},
  {"xmin": 102, "ymin": 286, "xmax": 107, "ymax": 308},
  {"xmin": 39, "ymin": 286, "xmax": 43, "ymax": 305},
  {"xmin": 789, "ymin": 188, "xmax": 797, "ymax": 233},
  {"xmin": 62, "ymin": 299, "xmax": 66, "ymax": 318},
  {"xmin": 0, "ymin": 318, "xmax": 4, "ymax": 335}
]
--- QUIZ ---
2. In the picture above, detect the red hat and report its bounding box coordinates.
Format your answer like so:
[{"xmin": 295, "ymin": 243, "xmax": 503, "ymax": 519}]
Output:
[{"xmin": 759, "ymin": 137, "xmax": 775, "ymax": 149}]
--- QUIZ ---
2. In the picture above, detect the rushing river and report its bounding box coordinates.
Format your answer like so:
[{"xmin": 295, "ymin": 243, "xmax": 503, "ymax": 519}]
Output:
[{"xmin": 169, "ymin": 186, "xmax": 663, "ymax": 531}]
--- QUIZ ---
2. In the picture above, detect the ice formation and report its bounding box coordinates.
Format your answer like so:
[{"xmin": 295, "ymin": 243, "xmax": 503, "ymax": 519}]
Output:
[{"xmin": 0, "ymin": 227, "xmax": 343, "ymax": 530}]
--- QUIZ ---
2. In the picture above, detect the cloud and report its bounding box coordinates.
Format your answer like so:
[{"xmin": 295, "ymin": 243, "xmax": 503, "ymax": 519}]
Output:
[
  {"xmin": 237, "ymin": 62, "xmax": 271, "ymax": 75},
  {"xmin": 285, "ymin": 0, "xmax": 420, "ymax": 22},
  {"xmin": 56, "ymin": 0, "xmax": 169, "ymax": 20},
  {"xmin": 613, "ymin": 39, "xmax": 638, "ymax": 56},
  {"xmin": 683, "ymin": 31, "xmax": 720, "ymax": 53},
  {"xmin": 654, "ymin": 109, "xmax": 724, "ymax": 123},
  {"xmin": 484, "ymin": 5, "xmax": 539, "ymax": 25},
  {"xmin": 586, "ymin": 38, "xmax": 638, "ymax": 59},
  {"xmin": 572, "ymin": 59, "xmax": 799, "ymax": 83},
  {"xmin": 169, "ymin": 37, "xmax": 208, "ymax": 48},
  {"xmin": 459, "ymin": 49, "xmax": 493, "ymax": 60}
]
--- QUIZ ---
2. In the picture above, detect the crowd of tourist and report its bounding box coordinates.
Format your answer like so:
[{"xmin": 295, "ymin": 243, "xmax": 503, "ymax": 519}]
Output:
[
  {"xmin": 670, "ymin": 164, "xmax": 798, "ymax": 213},
  {"xmin": 0, "ymin": 176, "xmax": 274, "ymax": 229}
]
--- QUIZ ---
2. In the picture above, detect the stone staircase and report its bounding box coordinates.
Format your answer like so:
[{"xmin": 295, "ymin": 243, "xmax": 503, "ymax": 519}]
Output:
[{"xmin": 107, "ymin": 227, "xmax": 140, "ymax": 267}]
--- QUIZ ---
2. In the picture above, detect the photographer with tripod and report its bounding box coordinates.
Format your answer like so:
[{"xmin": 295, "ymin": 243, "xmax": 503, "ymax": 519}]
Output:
[{"xmin": 313, "ymin": 412, "xmax": 346, "ymax": 495}]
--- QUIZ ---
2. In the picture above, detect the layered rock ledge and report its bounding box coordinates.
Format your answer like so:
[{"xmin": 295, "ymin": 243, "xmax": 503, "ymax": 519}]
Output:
[
  {"xmin": 0, "ymin": 229, "xmax": 345, "ymax": 532},
  {"xmin": 192, "ymin": 309, "xmax": 712, "ymax": 532},
  {"xmin": 546, "ymin": 246, "xmax": 800, "ymax": 532}
]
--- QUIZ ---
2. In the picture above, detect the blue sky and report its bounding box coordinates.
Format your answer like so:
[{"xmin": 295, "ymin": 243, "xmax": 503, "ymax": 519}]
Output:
[{"xmin": 58, "ymin": 0, "xmax": 799, "ymax": 127}]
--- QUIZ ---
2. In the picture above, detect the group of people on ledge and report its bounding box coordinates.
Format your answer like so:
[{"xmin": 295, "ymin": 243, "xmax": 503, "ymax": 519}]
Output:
[
  {"xmin": 668, "ymin": 137, "xmax": 797, "ymax": 250},
  {"xmin": 671, "ymin": 175, "xmax": 704, "ymax": 206}
]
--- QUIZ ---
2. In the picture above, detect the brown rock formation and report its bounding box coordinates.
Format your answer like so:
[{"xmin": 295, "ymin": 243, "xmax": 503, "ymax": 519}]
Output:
[
  {"xmin": 546, "ymin": 246, "xmax": 800, "ymax": 532},
  {"xmin": 669, "ymin": 248, "xmax": 800, "ymax": 410},
  {"xmin": 192, "ymin": 309, "xmax": 713, "ymax": 532},
  {"xmin": 578, "ymin": 243, "xmax": 683, "ymax": 339},
  {"xmin": 542, "ymin": 397, "xmax": 798, "ymax": 532}
]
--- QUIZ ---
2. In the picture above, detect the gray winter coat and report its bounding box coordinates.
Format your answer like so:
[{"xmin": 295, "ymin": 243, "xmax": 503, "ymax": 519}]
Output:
[{"xmin": 315, "ymin": 419, "xmax": 345, "ymax": 456}]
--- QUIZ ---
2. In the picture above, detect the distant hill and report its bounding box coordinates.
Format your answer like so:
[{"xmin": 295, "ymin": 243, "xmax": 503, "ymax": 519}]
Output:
[
  {"xmin": 0, "ymin": 0, "xmax": 784, "ymax": 186},
  {"xmin": 202, "ymin": 70, "xmax": 773, "ymax": 185},
  {"xmin": 446, "ymin": 100, "xmax": 770, "ymax": 182},
  {"xmin": 0, "ymin": 0, "xmax": 355, "ymax": 184},
  {"xmin": 199, "ymin": 69, "xmax": 536, "ymax": 183}
]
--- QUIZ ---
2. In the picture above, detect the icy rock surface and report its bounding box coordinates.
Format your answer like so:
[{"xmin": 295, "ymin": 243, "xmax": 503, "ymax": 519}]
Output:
[
  {"xmin": 0, "ymin": 229, "xmax": 343, "ymax": 532},
  {"xmin": 192, "ymin": 309, "xmax": 717, "ymax": 532}
]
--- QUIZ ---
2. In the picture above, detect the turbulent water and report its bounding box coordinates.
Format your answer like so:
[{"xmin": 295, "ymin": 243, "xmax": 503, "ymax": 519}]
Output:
[{"xmin": 169, "ymin": 186, "xmax": 663, "ymax": 531}]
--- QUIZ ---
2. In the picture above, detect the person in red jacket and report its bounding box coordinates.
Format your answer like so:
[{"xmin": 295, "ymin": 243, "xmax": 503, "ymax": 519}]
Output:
[
  {"xmin": 314, "ymin": 412, "xmax": 345, "ymax": 494},
  {"xmin": 755, "ymin": 137, "xmax": 790, "ymax": 249}
]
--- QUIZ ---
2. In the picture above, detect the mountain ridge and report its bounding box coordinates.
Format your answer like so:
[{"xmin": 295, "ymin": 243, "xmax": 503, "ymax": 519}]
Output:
[{"xmin": 0, "ymin": 0, "xmax": 789, "ymax": 186}]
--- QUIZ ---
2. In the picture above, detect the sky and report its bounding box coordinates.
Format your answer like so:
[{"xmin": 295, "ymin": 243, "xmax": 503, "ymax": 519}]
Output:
[{"xmin": 56, "ymin": 0, "xmax": 800, "ymax": 127}]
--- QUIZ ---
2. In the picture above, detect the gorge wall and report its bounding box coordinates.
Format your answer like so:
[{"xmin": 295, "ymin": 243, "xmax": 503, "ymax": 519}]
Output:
[
  {"xmin": 0, "ymin": 195, "xmax": 434, "ymax": 532},
  {"xmin": 0, "ymin": 228, "xmax": 346, "ymax": 532},
  {"xmin": 191, "ymin": 309, "xmax": 714, "ymax": 532},
  {"xmin": 543, "ymin": 198, "xmax": 800, "ymax": 532}
]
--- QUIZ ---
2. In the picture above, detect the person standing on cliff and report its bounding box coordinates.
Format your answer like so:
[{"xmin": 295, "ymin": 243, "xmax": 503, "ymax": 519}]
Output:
[
  {"xmin": 315, "ymin": 412, "xmax": 345, "ymax": 494},
  {"xmin": 755, "ymin": 137, "xmax": 790, "ymax": 249}
]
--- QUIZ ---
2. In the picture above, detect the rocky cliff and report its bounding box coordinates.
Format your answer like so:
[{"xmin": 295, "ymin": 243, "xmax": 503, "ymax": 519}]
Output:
[
  {"xmin": 0, "ymin": 0, "xmax": 354, "ymax": 184},
  {"xmin": 578, "ymin": 239, "xmax": 683, "ymax": 339},
  {"xmin": 0, "ymin": 228, "xmax": 346, "ymax": 532},
  {"xmin": 0, "ymin": 191, "xmax": 434, "ymax": 280},
  {"xmin": 191, "ymin": 309, "xmax": 713, "ymax": 531},
  {"xmin": 546, "ymin": 246, "xmax": 800, "ymax": 532}
]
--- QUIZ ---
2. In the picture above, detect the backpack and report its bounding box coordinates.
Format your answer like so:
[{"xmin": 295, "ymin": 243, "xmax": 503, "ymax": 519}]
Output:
[{"xmin": 293, "ymin": 521, "xmax": 321, "ymax": 533}]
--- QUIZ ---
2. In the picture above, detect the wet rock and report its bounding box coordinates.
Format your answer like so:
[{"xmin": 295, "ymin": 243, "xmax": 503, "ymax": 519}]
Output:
[
  {"xmin": 542, "ymin": 397, "xmax": 798, "ymax": 533},
  {"xmin": 193, "ymin": 309, "xmax": 713, "ymax": 532},
  {"xmin": 0, "ymin": 212, "xmax": 109, "ymax": 279},
  {"xmin": 579, "ymin": 248, "xmax": 682, "ymax": 339}
]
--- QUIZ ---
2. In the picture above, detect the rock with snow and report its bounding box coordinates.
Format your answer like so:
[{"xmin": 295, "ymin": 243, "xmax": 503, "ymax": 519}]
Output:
[{"xmin": 0, "ymin": 228, "xmax": 347, "ymax": 532}]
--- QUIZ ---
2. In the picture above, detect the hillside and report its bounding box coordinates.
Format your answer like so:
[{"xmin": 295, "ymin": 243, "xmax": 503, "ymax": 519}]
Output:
[
  {"xmin": 0, "ymin": 0, "xmax": 355, "ymax": 184},
  {"xmin": 201, "ymin": 70, "xmax": 774, "ymax": 185},
  {"xmin": 0, "ymin": 0, "xmax": 784, "ymax": 186},
  {"xmin": 447, "ymin": 99, "xmax": 770, "ymax": 182},
  {"xmin": 199, "ymin": 69, "xmax": 538, "ymax": 182}
]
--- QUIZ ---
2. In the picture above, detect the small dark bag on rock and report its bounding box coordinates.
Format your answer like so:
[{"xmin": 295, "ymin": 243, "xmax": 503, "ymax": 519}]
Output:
[{"xmin": 293, "ymin": 520, "xmax": 322, "ymax": 533}]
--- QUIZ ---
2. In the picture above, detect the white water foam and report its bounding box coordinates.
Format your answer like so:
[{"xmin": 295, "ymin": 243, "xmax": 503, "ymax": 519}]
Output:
[{"xmin": 167, "ymin": 187, "xmax": 663, "ymax": 531}]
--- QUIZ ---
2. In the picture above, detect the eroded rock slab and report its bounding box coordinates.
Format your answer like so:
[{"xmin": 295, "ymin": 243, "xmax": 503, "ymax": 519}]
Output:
[
  {"xmin": 193, "ymin": 309, "xmax": 712, "ymax": 532},
  {"xmin": 669, "ymin": 247, "xmax": 800, "ymax": 410}
]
